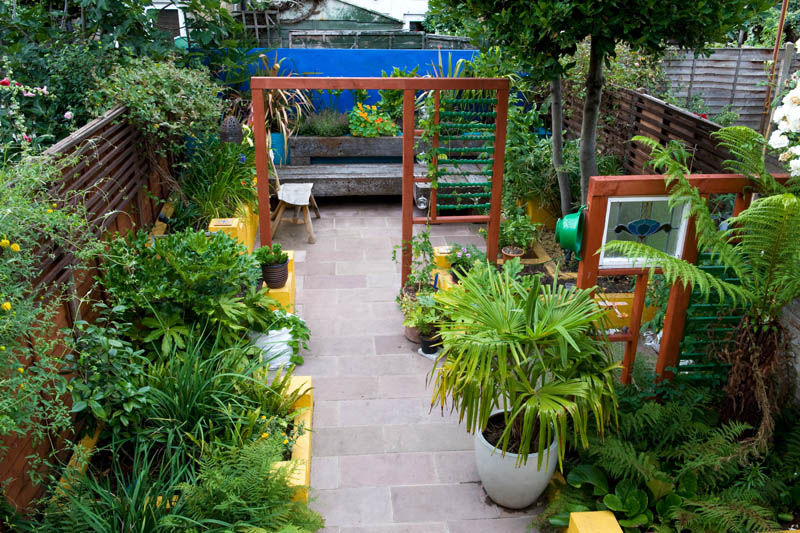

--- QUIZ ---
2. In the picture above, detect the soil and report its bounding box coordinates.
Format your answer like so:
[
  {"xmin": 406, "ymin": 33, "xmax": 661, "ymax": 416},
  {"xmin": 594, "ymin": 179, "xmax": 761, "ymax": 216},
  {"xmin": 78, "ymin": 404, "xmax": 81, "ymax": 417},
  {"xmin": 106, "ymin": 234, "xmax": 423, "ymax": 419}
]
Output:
[
  {"xmin": 596, "ymin": 276, "xmax": 632, "ymax": 293},
  {"xmin": 482, "ymin": 412, "xmax": 539, "ymax": 454}
]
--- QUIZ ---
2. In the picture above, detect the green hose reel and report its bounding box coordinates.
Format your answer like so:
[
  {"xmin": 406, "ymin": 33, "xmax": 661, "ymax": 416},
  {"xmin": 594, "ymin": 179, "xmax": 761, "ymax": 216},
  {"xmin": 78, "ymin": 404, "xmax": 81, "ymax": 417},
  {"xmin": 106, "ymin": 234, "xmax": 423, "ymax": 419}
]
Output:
[{"xmin": 555, "ymin": 205, "xmax": 586, "ymax": 260}]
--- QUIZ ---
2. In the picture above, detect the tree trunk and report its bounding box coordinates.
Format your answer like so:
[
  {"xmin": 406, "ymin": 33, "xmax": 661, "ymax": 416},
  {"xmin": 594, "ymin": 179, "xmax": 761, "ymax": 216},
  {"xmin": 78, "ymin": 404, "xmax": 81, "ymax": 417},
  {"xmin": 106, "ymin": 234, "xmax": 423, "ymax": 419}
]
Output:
[
  {"xmin": 550, "ymin": 77, "xmax": 571, "ymax": 217},
  {"xmin": 579, "ymin": 37, "xmax": 605, "ymax": 205}
]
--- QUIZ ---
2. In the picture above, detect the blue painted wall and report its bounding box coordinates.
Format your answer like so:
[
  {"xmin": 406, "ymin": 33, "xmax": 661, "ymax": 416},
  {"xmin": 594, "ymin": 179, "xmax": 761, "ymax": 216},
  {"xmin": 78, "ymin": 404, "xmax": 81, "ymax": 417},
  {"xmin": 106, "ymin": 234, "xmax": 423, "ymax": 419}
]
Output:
[{"xmin": 243, "ymin": 48, "xmax": 479, "ymax": 112}]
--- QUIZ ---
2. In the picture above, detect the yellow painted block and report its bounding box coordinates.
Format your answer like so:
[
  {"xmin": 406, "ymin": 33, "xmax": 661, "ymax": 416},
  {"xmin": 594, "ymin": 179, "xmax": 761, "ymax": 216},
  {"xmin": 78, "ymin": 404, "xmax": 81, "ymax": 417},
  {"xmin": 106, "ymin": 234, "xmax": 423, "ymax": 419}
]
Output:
[
  {"xmin": 286, "ymin": 250, "xmax": 295, "ymax": 277},
  {"xmin": 594, "ymin": 292, "xmax": 658, "ymax": 329},
  {"xmin": 434, "ymin": 246, "xmax": 452, "ymax": 269},
  {"xmin": 266, "ymin": 272, "xmax": 295, "ymax": 313},
  {"xmin": 525, "ymin": 198, "xmax": 557, "ymax": 230},
  {"xmin": 274, "ymin": 376, "xmax": 313, "ymax": 502},
  {"xmin": 566, "ymin": 511, "xmax": 623, "ymax": 533},
  {"xmin": 239, "ymin": 204, "xmax": 259, "ymax": 252},
  {"xmin": 57, "ymin": 425, "xmax": 102, "ymax": 495},
  {"xmin": 151, "ymin": 202, "xmax": 174, "ymax": 238},
  {"xmin": 208, "ymin": 217, "xmax": 247, "ymax": 247}
]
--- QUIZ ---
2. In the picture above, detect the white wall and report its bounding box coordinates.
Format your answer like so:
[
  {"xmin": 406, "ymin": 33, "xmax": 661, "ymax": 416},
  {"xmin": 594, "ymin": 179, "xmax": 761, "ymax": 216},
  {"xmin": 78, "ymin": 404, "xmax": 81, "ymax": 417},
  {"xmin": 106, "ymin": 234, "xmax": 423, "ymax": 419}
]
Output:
[{"xmin": 343, "ymin": 0, "xmax": 428, "ymax": 28}]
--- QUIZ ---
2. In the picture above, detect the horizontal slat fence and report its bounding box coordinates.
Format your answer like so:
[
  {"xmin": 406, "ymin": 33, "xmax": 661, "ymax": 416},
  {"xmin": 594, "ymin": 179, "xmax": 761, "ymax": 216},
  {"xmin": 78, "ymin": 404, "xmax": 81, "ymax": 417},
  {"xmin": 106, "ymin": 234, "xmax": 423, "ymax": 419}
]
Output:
[
  {"xmin": 1, "ymin": 106, "xmax": 165, "ymax": 511},
  {"xmin": 663, "ymin": 46, "xmax": 799, "ymax": 129},
  {"xmin": 565, "ymin": 87, "xmax": 739, "ymax": 175}
]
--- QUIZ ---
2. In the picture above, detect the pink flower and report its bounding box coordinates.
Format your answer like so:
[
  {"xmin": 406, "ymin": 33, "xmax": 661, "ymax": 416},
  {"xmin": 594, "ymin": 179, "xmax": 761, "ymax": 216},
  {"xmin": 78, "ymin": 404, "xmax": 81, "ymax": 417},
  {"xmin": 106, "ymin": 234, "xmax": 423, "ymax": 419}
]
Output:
[
  {"xmin": 15, "ymin": 82, "xmax": 21, "ymax": 87},
  {"xmin": 23, "ymin": 91, "xmax": 34, "ymax": 97},
  {"xmin": 23, "ymin": 133, "xmax": 31, "ymax": 142},
  {"xmin": 64, "ymin": 111, "xmax": 73, "ymax": 120},
  {"xmin": 0, "ymin": 78, "xmax": 9, "ymax": 87},
  {"xmin": 38, "ymin": 86, "xmax": 47, "ymax": 95}
]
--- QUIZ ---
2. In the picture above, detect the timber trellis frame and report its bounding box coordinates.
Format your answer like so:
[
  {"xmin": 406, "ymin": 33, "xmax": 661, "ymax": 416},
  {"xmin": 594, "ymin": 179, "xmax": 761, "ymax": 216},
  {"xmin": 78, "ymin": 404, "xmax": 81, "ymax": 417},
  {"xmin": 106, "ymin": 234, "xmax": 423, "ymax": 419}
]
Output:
[
  {"xmin": 250, "ymin": 77, "xmax": 510, "ymax": 285},
  {"xmin": 577, "ymin": 172, "xmax": 787, "ymax": 384}
]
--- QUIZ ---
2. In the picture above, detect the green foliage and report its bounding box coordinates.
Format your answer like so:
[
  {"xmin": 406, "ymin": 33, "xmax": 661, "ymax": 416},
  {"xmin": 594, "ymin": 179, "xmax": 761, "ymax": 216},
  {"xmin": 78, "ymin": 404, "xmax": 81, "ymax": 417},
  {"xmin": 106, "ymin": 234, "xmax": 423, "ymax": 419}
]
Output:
[
  {"xmin": 393, "ymin": 228, "xmax": 436, "ymax": 292},
  {"xmin": 172, "ymin": 136, "xmax": 257, "ymax": 231},
  {"xmin": 297, "ymin": 109, "xmax": 350, "ymax": 137},
  {"xmin": 378, "ymin": 66, "xmax": 420, "ymax": 121},
  {"xmin": 348, "ymin": 102, "xmax": 399, "ymax": 137},
  {"xmin": 445, "ymin": 243, "xmax": 485, "ymax": 274},
  {"xmin": 0, "ymin": 155, "xmax": 96, "ymax": 451},
  {"xmin": 91, "ymin": 57, "xmax": 223, "ymax": 159},
  {"xmin": 67, "ymin": 318, "xmax": 151, "ymax": 436},
  {"xmin": 255, "ymin": 242, "xmax": 289, "ymax": 266},
  {"xmin": 712, "ymin": 105, "xmax": 741, "ymax": 127},
  {"xmin": 431, "ymin": 260, "xmax": 619, "ymax": 468},
  {"xmin": 170, "ymin": 439, "xmax": 324, "ymax": 532},
  {"xmin": 498, "ymin": 208, "xmax": 541, "ymax": 250},
  {"xmin": 38, "ymin": 437, "xmax": 192, "ymax": 532},
  {"xmin": 401, "ymin": 293, "xmax": 441, "ymax": 337},
  {"xmin": 546, "ymin": 388, "xmax": 796, "ymax": 532}
]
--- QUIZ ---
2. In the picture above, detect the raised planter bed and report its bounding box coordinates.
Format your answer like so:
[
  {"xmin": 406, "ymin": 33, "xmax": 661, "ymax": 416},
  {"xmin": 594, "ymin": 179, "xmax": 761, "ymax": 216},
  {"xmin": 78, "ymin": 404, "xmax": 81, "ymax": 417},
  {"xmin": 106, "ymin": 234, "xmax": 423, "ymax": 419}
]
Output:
[{"xmin": 289, "ymin": 135, "xmax": 402, "ymax": 165}]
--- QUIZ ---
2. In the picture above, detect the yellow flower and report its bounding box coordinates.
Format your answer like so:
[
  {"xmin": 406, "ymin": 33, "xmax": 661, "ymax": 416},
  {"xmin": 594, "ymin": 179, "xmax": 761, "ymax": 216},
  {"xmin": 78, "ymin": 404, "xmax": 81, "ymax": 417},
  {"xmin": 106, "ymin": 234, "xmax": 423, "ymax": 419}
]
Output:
[
  {"xmin": 10, "ymin": 243, "xmax": 20, "ymax": 252},
  {"xmin": 0, "ymin": 346, "xmax": 5, "ymax": 351},
  {"xmin": 260, "ymin": 415, "xmax": 266, "ymax": 420},
  {"xmin": 51, "ymin": 203, "xmax": 57, "ymax": 208},
  {"xmin": 357, "ymin": 102, "xmax": 363, "ymax": 109},
  {"xmin": 283, "ymin": 439, "xmax": 289, "ymax": 445},
  {"xmin": 0, "ymin": 239, "xmax": 9, "ymax": 248},
  {"xmin": 19, "ymin": 383, "xmax": 25, "ymax": 390},
  {"xmin": 1, "ymin": 302, "xmax": 11, "ymax": 312},
  {"xmin": 17, "ymin": 367, "xmax": 24, "ymax": 373},
  {"xmin": 282, "ymin": 432, "xmax": 286, "ymax": 436},
  {"xmin": 47, "ymin": 209, "xmax": 53, "ymax": 214},
  {"xmin": 371, "ymin": 105, "xmax": 377, "ymax": 110},
  {"xmin": 261, "ymin": 432, "xmax": 269, "ymax": 439}
]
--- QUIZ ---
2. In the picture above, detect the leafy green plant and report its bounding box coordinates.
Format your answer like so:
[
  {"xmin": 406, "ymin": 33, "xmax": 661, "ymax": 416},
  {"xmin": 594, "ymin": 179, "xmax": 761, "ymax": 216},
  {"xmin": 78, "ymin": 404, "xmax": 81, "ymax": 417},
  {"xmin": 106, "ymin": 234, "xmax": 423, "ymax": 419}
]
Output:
[
  {"xmin": 170, "ymin": 439, "xmax": 324, "ymax": 531},
  {"xmin": 604, "ymin": 128, "xmax": 800, "ymax": 447},
  {"xmin": 393, "ymin": 227, "xmax": 436, "ymax": 293},
  {"xmin": 254, "ymin": 242, "xmax": 289, "ymax": 266},
  {"xmin": 348, "ymin": 102, "xmax": 399, "ymax": 137},
  {"xmin": 0, "ymin": 154, "xmax": 96, "ymax": 456},
  {"xmin": 250, "ymin": 52, "xmax": 312, "ymax": 142},
  {"xmin": 378, "ymin": 66, "xmax": 420, "ymax": 122},
  {"xmin": 712, "ymin": 104, "xmax": 740, "ymax": 127},
  {"xmin": 38, "ymin": 437, "xmax": 192, "ymax": 532},
  {"xmin": 172, "ymin": 136, "xmax": 257, "ymax": 231},
  {"xmin": 498, "ymin": 208, "xmax": 541, "ymax": 250},
  {"xmin": 67, "ymin": 318, "xmax": 151, "ymax": 436},
  {"xmin": 431, "ymin": 260, "xmax": 619, "ymax": 467},
  {"xmin": 445, "ymin": 243, "xmax": 484, "ymax": 275},
  {"xmin": 90, "ymin": 57, "xmax": 222, "ymax": 164},
  {"xmin": 401, "ymin": 293, "xmax": 440, "ymax": 337}
]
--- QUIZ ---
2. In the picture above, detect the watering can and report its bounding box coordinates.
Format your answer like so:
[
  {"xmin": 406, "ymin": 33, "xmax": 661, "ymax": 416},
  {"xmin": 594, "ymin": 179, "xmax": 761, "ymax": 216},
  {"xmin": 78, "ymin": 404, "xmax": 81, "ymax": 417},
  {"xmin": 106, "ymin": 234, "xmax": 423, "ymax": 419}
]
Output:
[{"xmin": 555, "ymin": 205, "xmax": 586, "ymax": 260}]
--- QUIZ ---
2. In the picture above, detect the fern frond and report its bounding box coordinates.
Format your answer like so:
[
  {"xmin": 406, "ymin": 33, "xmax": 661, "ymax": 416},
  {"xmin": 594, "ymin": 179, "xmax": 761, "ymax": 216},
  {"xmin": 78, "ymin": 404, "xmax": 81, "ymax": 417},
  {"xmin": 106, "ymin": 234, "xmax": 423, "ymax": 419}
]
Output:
[
  {"xmin": 710, "ymin": 127, "xmax": 778, "ymax": 190},
  {"xmin": 601, "ymin": 241, "xmax": 749, "ymax": 307},
  {"xmin": 676, "ymin": 497, "xmax": 778, "ymax": 533},
  {"xmin": 729, "ymin": 193, "xmax": 800, "ymax": 317}
]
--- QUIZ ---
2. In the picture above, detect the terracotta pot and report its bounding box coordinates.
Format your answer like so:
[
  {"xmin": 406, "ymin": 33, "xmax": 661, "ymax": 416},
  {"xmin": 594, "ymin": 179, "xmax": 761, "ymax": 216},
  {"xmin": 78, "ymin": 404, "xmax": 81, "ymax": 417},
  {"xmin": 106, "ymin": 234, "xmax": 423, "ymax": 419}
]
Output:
[
  {"xmin": 262, "ymin": 259, "xmax": 289, "ymax": 289},
  {"xmin": 404, "ymin": 326, "xmax": 421, "ymax": 344},
  {"xmin": 501, "ymin": 246, "xmax": 525, "ymax": 261}
]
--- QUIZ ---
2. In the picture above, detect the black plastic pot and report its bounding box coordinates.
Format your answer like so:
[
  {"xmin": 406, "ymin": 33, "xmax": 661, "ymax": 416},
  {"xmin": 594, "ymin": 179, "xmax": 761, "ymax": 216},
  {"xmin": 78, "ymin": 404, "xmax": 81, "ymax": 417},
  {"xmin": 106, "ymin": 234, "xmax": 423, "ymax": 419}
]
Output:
[
  {"xmin": 419, "ymin": 332, "xmax": 441, "ymax": 355},
  {"xmin": 262, "ymin": 259, "xmax": 289, "ymax": 289}
]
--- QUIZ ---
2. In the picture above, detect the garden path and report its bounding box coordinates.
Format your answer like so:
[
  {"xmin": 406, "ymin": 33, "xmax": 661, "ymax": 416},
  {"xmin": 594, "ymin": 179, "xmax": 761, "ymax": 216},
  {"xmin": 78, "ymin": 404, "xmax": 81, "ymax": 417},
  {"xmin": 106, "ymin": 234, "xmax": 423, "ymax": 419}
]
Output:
[{"xmin": 270, "ymin": 197, "xmax": 544, "ymax": 533}]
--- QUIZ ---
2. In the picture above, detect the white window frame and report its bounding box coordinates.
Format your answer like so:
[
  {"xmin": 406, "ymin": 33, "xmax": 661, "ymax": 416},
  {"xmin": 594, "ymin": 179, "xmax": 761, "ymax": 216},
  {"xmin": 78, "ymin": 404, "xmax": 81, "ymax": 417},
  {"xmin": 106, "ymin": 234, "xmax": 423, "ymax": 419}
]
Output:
[
  {"xmin": 599, "ymin": 195, "xmax": 690, "ymax": 269},
  {"xmin": 148, "ymin": 1, "xmax": 188, "ymax": 39}
]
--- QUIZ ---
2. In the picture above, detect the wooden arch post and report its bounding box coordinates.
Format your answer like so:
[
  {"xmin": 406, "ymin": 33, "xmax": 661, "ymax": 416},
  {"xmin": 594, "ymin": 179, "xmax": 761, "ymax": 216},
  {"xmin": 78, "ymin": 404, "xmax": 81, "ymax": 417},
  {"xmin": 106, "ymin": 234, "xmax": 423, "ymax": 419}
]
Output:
[{"xmin": 250, "ymin": 76, "xmax": 510, "ymax": 287}]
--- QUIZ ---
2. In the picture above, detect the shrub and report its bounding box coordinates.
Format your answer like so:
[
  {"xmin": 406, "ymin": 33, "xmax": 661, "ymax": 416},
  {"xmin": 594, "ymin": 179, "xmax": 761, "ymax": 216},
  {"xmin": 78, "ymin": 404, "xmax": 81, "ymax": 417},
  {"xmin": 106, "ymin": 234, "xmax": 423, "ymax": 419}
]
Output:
[
  {"xmin": 498, "ymin": 208, "xmax": 540, "ymax": 250},
  {"xmin": 378, "ymin": 66, "xmax": 420, "ymax": 122},
  {"xmin": 297, "ymin": 109, "xmax": 350, "ymax": 137},
  {"xmin": 90, "ymin": 57, "xmax": 222, "ymax": 160}
]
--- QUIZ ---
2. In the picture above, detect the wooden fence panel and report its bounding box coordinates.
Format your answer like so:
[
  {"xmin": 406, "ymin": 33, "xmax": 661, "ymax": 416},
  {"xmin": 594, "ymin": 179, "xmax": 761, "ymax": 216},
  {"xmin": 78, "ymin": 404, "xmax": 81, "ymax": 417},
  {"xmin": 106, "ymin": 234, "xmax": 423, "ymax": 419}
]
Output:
[
  {"xmin": 663, "ymin": 47, "xmax": 800, "ymax": 129},
  {"xmin": 1, "ymin": 106, "xmax": 164, "ymax": 511}
]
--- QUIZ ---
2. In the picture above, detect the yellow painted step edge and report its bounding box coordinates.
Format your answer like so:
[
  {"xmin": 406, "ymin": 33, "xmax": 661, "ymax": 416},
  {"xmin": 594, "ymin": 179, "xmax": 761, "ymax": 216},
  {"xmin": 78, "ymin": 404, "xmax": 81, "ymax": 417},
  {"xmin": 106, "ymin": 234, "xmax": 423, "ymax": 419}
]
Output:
[{"xmin": 273, "ymin": 376, "xmax": 313, "ymax": 502}]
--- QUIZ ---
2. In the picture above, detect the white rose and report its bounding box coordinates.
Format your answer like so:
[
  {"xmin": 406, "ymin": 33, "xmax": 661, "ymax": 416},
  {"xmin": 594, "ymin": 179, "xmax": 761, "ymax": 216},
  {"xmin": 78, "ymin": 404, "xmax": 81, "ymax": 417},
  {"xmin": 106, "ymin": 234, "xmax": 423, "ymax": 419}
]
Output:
[
  {"xmin": 789, "ymin": 145, "xmax": 800, "ymax": 156},
  {"xmin": 774, "ymin": 105, "xmax": 789, "ymax": 123},
  {"xmin": 789, "ymin": 158, "xmax": 800, "ymax": 176},
  {"xmin": 769, "ymin": 130, "xmax": 790, "ymax": 149}
]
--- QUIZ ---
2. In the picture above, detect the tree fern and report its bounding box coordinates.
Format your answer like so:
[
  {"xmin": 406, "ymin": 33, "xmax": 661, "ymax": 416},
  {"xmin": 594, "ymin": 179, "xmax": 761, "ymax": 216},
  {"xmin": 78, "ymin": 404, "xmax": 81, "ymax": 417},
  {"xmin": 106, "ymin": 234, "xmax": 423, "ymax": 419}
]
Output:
[{"xmin": 675, "ymin": 497, "xmax": 778, "ymax": 533}]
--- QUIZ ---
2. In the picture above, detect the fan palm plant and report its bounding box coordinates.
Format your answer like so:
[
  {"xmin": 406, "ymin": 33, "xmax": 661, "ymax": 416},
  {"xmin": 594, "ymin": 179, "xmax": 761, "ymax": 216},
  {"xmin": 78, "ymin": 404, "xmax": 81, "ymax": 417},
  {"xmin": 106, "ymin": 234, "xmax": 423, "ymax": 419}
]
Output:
[
  {"xmin": 604, "ymin": 128, "xmax": 800, "ymax": 449},
  {"xmin": 430, "ymin": 260, "xmax": 619, "ymax": 469}
]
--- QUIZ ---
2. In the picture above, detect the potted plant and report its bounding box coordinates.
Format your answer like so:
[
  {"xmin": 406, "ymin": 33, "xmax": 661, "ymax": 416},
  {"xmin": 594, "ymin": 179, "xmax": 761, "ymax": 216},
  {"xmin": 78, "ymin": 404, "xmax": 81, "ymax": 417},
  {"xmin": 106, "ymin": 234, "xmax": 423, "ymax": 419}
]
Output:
[
  {"xmin": 499, "ymin": 208, "xmax": 541, "ymax": 260},
  {"xmin": 255, "ymin": 243, "xmax": 289, "ymax": 289},
  {"xmin": 250, "ymin": 53, "xmax": 312, "ymax": 165},
  {"xmin": 402, "ymin": 292, "xmax": 441, "ymax": 355},
  {"xmin": 446, "ymin": 244, "xmax": 484, "ymax": 282},
  {"xmin": 430, "ymin": 260, "xmax": 618, "ymax": 509}
]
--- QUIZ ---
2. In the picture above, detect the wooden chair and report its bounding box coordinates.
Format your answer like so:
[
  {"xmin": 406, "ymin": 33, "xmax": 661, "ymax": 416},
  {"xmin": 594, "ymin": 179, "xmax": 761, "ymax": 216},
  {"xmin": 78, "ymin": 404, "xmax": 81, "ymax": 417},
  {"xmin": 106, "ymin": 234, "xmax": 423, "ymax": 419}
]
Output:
[{"xmin": 270, "ymin": 150, "xmax": 320, "ymax": 243}]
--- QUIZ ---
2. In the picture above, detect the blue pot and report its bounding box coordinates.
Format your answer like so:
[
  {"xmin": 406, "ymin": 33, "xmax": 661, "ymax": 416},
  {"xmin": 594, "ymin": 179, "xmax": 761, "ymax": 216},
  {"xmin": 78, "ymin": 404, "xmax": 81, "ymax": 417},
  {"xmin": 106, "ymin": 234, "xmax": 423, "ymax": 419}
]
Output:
[{"xmin": 270, "ymin": 132, "xmax": 289, "ymax": 165}]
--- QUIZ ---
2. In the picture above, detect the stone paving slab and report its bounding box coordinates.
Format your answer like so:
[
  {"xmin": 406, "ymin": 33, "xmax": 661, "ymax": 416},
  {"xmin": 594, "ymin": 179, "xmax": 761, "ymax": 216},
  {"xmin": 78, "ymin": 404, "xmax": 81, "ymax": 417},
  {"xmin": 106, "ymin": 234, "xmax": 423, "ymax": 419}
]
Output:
[{"xmin": 271, "ymin": 197, "xmax": 540, "ymax": 532}]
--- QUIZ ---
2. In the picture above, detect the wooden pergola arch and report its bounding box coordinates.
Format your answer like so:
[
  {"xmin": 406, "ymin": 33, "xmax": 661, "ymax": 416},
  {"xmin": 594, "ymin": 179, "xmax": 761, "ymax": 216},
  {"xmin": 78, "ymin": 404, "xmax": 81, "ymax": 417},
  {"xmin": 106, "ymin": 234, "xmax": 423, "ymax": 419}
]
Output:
[{"xmin": 250, "ymin": 76, "xmax": 510, "ymax": 286}]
